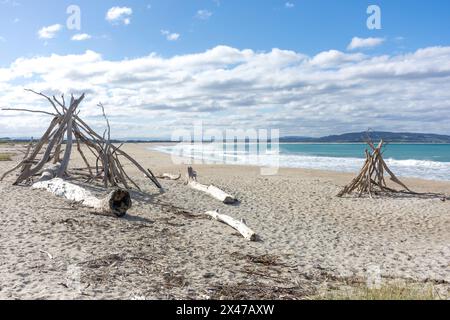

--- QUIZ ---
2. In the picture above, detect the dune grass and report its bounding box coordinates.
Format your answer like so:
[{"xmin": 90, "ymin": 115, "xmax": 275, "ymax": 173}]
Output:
[
  {"xmin": 0, "ymin": 153, "xmax": 14, "ymax": 161},
  {"xmin": 318, "ymin": 283, "xmax": 442, "ymax": 300}
]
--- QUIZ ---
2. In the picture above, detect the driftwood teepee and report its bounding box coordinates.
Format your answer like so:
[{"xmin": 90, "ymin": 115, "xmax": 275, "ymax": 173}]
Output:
[
  {"xmin": 337, "ymin": 140, "xmax": 411, "ymax": 198},
  {"xmin": 1, "ymin": 90, "xmax": 162, "ymax": 216}
]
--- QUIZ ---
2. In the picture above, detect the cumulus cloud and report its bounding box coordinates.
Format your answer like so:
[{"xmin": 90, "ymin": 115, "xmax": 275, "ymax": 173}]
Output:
[
  {"xmin": 310, "ymin": 50, "xmax": 366, "ymax": 67},
  {"xmin": 347, "ymin": 37, "xmax": 385, "ymax": 50},
  {"xmin": 1, "ymin": 45, "xmax": 450, "ymax": 138},
  {"xmin": 71, "ymin": 33, "xmax": 91, "ymax": 41},
  {"xmin": 161, "ymin": 30, "xmax": 180, "ymax": 41},
  {"xmin": 106, "ymin": 7, "xmax": 132, "ymax": 25},
  {"xmin": 38, "ymin": 24, "xmax": 62, "ymax": 39},
  {"xmin": 196, "ymin": 9, "xmax": 213, "ymax": 20},
  {"xmin": 285, "ymin": 2, "xmax": 295, "ymax": 8}
]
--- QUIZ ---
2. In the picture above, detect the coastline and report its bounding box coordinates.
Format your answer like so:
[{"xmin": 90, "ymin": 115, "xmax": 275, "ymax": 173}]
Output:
[
  {"xmin": 1, "ymin": 142, "xmax": 449, "ymax": 299},
  {"xmin": 146, "ymin": 142, "xmax": 450, "ymax": 184}
]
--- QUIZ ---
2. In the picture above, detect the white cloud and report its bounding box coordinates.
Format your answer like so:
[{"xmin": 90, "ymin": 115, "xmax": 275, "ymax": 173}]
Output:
[
  {"xmin": 161, "ymin": 30, "xmax": 180, "ymax": 41},
  {"xmin": 1, "ymin": 46, "xmax": 450, "ymax": 138},
  {"xmin": 71, "ymin": 33, "xmax": 92, "ymax": 41},
  {"xmin": 0, "ymin": 36, "xmax": 6, "ymax": 42},
  {"xmin": 285, "ymin": 2, "xmax": 295, "ymax": 8},
  {"xmin": 106, "ymin": 7, "xmax": 133, "ymax": 25},
  {"xmin": 0, "ymin": 0, "xmax": 21, "ymax": 7},
  {"xmin": 196, "ymin": 9, "xmax": 213, "ymax": 20},
  {"xmin": 38, "ymin": 24, "xmax": 62, "ymax": 39},
  {"xmin": 347, "ymin": 37, "xmax": 385, "ymax": 50},
  {"xmin": 311, "ymin": 50, "xmax": 366, "ymax": 67}
]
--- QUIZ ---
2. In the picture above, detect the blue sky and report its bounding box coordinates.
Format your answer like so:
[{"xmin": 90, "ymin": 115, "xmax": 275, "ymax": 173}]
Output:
[
  {"xmin": 1, "ymin": 0, "xmax": 450, "ymax": 138},
  {"xmin": 2, "ymin": 0, "xmax": 450, "ymax": 63}
]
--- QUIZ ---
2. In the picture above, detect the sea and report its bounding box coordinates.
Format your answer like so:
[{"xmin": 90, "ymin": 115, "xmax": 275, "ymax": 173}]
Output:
[{"xmin": 152, "ymin": 143, "xmax": 450, "ymax": 181}]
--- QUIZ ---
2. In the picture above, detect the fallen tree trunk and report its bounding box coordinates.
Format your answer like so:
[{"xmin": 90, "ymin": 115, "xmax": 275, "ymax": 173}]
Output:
[
  {"xmin": 189, "ymin": 182, "xmax": 236, "ymax": 204},
  {"xmin": 157, "ymin": 173, "xmax": 181, "ymax": 181},
  {"xmin": 205, "ymin": 210, "xmax": 257, "ymax": 241},
  {"xmin": 187, "ymin": 167, "xmax": 237, "ymax": 204},
  {"xmin": 32, "ymin": 178, "xmax": 131, "ymax": 217}
]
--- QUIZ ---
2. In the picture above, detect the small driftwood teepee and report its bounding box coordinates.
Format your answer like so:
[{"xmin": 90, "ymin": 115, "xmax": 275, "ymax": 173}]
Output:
[
  {"xmin": 337, "ymin": 140, "xmax": 411, "ymax": 198},
  {"xmin": 1, "ymin": 90, "xmax": 162, "ymax": 216}
]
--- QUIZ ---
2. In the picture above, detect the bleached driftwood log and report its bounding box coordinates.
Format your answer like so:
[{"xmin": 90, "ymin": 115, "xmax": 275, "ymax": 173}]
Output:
[
  {"xmin": 205, "ymin": 210, "xmax": 257, "ymax": 241},
  {"xmin": 32, "ymin": 178, "xmax": 131, "ymax": 217},
  {"xmin": 157, "ymin": 173, "xmax": 181, "ymax": 181},
  {"xmin": 187, "ymin": 167, "xmax": 237, "ymax": 204}
]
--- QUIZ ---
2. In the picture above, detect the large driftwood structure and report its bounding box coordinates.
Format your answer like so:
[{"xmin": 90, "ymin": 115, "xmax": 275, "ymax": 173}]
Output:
[
  {"xmin": 187, "ymin": 167, "xmax": 237, "ymax": 204},
  {"xmin": 1, "ymin": 90, "xmax": 161, "ymax": 191},
  {"xmin": 205, "ymin": 210, "xmax": 257, "ymax": 241},
  {"xmin": 337, "ymin": 140, "xmax": 411, "ymax": 198},
  {"xmin": 1, "ymin": 90, "xmax": 162, "ymax": 216}
]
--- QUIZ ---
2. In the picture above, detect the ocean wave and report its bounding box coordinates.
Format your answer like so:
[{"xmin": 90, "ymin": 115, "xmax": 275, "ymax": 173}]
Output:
[{"xmin": 151, "ymin": 145, "xmax": 450, "ymax": 181}]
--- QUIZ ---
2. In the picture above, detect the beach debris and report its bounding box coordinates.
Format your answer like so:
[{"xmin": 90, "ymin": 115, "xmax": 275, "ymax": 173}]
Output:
[
  {"xmin": 156, "ymin": 173, "xmax": 182, "ymax": 181},
  {"xmin": 1, "ymin": 90, "xmax": 162, "ymax": 192},
  {"xmin": 205, "ymin": 210, "xmax": 257, "ymax": 241},
  {"xmin": 39, "ymin": 249, "xmax": 54, "ymax": 260},
  {"xmin": 337, "ymin": 140, "xmax": 412, "ymax": 198},
  {"xmin": 186, "ymin": 167, "xmax": 237, "ymax": 204},
  {"xmin": 32, "ymin": 178, "xmax": 132, "ymax": 217}
]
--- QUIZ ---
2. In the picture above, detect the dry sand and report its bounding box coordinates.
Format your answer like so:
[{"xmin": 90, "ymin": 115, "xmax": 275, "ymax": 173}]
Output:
[{"xmin": 0, "ymin": 143, "xmax": 449, "ymax": 299}]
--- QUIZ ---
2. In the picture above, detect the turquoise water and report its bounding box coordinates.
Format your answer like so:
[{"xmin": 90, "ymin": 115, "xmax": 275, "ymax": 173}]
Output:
[
  {"xmin": 153, "ymin": 143, "xmax": 450, "ymax": 181},
  {"xmin": 280, "ymin": 144, "xmax": 450, "ymax": 162}
]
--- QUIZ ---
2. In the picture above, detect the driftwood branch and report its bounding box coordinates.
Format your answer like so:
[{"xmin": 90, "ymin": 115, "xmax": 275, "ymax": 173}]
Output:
[
  {"xmin": 205, "ymin": 210, "xmax": 257, "ymax": 241},
  {"xmin": 1, "ymin": 108, "xmax": 56, "ymax": 117},
  {"xmin": 157, "ymin": 173, "xmax": 181, "ymax": 181},
  {"xmin": 187, "ymin": 167, "xmax": 237, "ymax": 204}
]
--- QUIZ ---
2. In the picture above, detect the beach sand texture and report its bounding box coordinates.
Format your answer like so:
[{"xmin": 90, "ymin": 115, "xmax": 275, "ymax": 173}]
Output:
[{"xmin": 0, "ymin": 143, "xmax": 449, "ymax": 299}]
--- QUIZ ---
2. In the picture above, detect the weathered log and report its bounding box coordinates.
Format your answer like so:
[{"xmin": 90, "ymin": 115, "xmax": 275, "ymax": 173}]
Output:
[
  {"xmin": 205, "ymin": 210, "xmax": 257, "ymax": 241},
  {"xmin": 187, "ymin": 167, "xmax": 236, "ymax": 204},
  {"xmin": 38, "ymin": 163, "xmax": 61, "ymax": 182},
  {"xmin": 189, "ymin": 181, "xmax": 236, "ymax": 204},
  {"xmin": 157, "ymin": 173, "xmax": 181, "ymax": 181},
  {"xmin": 32, "ymin": 178, "xmax": 131, "ymax": 217}
]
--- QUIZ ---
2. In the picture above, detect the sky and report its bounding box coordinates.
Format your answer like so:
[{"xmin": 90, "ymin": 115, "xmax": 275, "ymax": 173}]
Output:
[{"xmin": 0, "ymin": 0, "xmax": 450, "ymax": 139}]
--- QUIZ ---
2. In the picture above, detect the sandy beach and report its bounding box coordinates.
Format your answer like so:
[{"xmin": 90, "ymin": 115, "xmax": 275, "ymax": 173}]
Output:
[{"xmin": 0, "ymin": 142, "xmax": 449, "ymax": 300}]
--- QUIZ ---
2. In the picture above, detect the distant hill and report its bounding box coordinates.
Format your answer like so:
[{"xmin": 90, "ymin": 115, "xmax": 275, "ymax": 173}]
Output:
[
  {"xmin": 281, "ymin": 132, "xmax": 450, "ymax": 143},
  {"xmin": 2, "ymin": 131, "xmax": 450, "ymax": 144}
]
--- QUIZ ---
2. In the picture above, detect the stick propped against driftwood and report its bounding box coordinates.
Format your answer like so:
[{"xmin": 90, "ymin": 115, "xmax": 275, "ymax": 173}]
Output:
[
  {"xmin": 186, "ymin": 167, "xmax": 237, "ymax": 204},
  {"xmin": 1, "ymin": 89, "xmax": 162, "ymax": 192},
  {"xmin": 157, "ymin": 173, "xmax": 181, "ymax": 181},
  {"xmin": 32, "ymin": 178, "xmax": 132, "ymax": 217},
  {"xmin": 205, "ymin": 210, "xmax": 257, "ymax": 241}
]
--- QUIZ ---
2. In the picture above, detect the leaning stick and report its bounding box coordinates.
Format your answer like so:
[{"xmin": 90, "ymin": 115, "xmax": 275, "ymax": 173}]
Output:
[
  {"xmin": 14, "ymin": 95, "xmax": 83, "ymax": 185},
  {"xmin": 25, "ymin": 89, "xmax": 62, "ymax": 115},
  {"xmin": 57, "ymin": 108, "xmax": 74, "ymax": 178},
  {"xmin": 157, "ymin": 173, "xmax": 181, "ymax": 181},
  {"xmin": 74, "ymin": 135, "xmax": 93, "ymax": 176},
  {"xmin": 1, "ymin": 108, "xmax": 56, "ymax": 117}
]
